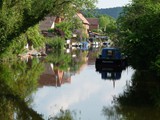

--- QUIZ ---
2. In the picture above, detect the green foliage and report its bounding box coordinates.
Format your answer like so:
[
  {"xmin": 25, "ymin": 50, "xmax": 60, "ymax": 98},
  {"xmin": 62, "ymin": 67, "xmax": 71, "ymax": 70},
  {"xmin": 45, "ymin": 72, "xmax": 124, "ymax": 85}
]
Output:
[
  {"xmin": 46, "ymin": 52, "xmax": 71, "ymax": 71},
  {"xmin": 72, "ymin": 17, "xmax": 84, "ymax": 31},
  {"xmin": 103, "ymin": 70, "xmax": 160, "ymax": 120},
  {"xmin": 82, "ymin": 7, "xmax": 123, "ymax": 19},
  {"xmin": 99, "ymin": 15, "xmax": 116, "ymax": 33},
  {"xmin": 0, "ymin": 0, "xmax": 50, "ymax": 54},
  {"xmin": 96, "ymin": 7, "xmax": 123, "ymax": 19},
  {"xmin": 105, "ymin": 20, "xmax": 117, "ymax": 34},
  {"xmin": 26, "ymin": 25, "xmax": 46, "ymax": 48},
  {"xmin": 0, "ymin": 0, "xmax": 97, "ymax": 56},
  {"xmin": 113, "ymin": 70, "xmax": 160, "ymax": 119},
  {"xmin": 0, "ymin": 25, "xmax": 46, "ymax": 59},
  {"xmin": 46, "ymin": 37, "xmax": 71, "ymax": 70},
  {"xmin": 98, "ymin": 15, "xmax": 117, "ymax": 42},
  {"xmin": 51, "ymin": 0, "xmax": 97, "ymax": 18},
  {"xmin": 0, "ymin": 58, "xmax": 44, "ymax": 119},
  {"xmin": 46, "ymin": 37, "xmax": 65, "ymax": 51},
  {"xmin": 69, "ymin": 50, "xmax": 88, "ymax": 72},
  {"xmin": 117, "ymin": 0, "xmax": 160, "ymax": 70},
  {"xmin": 54, "ymin": 17, "xmax": 84, "ymax": 39},
  {"xmin": 49, "ymin": 110, "xmax": 75, "ymax": 120},
  {"xmin": 0, "ymin": 33, "xmax": 27, "ymax": 59},
  {"xmin": 0, "ymin": 58, "xmax": 44, "ymax": 98},
  {"xmin": 55, "ymin": 22, "xmax": 73, "ymax": 39},
  {"xmin": 82, "ymin": 9, "xmax": 99, "ymax": 18},
  {"xmin": 99, "ymin": 15, "xmax": 109, "ymax": 32},
  {"xmin": 151, "ymin": 55, "xmax": 160, "ymax": 76}
]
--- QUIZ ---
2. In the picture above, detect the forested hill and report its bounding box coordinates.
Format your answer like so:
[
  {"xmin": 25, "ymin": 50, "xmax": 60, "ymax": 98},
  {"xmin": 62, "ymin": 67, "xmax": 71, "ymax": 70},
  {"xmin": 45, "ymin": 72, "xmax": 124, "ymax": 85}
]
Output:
[
  {"xmin": 96, "ymin": 7, "xmax": 123, "ymax": 19},
  {"xmin": 82, "ymin": 7, "xmax": 123, "ymax": 19}
]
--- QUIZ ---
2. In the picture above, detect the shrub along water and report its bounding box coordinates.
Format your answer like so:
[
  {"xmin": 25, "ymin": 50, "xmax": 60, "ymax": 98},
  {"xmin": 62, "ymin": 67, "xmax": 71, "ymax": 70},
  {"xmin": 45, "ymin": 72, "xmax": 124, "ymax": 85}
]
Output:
[
  {"xmin": 0, "ymin": 25, "xmax": 46, "ymax": 61},
  {"xmin": 117, "ymin": 0, "xmax": 160, "ymax": 73},
  {"xmin": 45, "ymin": 37, "xmax": 72, "ymax": 71}
]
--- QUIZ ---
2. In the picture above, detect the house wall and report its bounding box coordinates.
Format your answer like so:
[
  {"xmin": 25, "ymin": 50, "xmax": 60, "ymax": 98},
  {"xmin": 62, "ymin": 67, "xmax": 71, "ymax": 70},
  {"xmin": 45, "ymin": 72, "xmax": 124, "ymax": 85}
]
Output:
[
  {"xmin": 86, "ymin": 18, "xmax": 99, "ymax": 31},
  {"xmin": 76, "ymin": 13, "xmax": 90, "ymax": 38},
  {"xmin": 83, "ymin": 24, "xmax": 89, "ymax": 37},
  {"xmin": 89, "ymin": 24, "xmax": 99, "ymax": 30},
  {"xmin": 51, "ymin": 22, "xmax": 55, "ymax": 29}
]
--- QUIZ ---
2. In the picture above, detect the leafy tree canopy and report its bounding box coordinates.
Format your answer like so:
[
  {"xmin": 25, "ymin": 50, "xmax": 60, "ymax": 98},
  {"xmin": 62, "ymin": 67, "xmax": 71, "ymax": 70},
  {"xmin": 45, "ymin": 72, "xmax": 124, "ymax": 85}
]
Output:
[
  {"xmin": 117, "ymin": 0, "xmax": 160, "ymax": 70},
  {"xmin": 0, "ymin": 0, "xmax": 97, "ymax": 55}
]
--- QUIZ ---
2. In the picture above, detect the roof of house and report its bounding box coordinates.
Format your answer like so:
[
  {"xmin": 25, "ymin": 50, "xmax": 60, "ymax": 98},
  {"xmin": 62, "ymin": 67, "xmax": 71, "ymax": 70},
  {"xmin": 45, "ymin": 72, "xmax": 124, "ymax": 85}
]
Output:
[
  {"xmin": 86, "ymin": 18, "xmax": 99, "ymax": 25},
  {"xmin": 39, "ymin": 16, "xmax": 56, "ymax": 31},
  {"xmin": 77, "ymin": 13, "xmax": 89, "ymax": 25}
]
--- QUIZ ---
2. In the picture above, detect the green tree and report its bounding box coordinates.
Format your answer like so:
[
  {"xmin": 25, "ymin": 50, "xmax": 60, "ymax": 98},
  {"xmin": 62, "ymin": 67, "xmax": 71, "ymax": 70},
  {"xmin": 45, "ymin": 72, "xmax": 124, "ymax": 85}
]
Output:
[
  {"xmin": 99, "ymin": 15, "xmax": 109, "ymax": 32},
  {"xmin": 26, "ymin": 25, "xmax": 45, "ymax": 48},
  {"xmin": 49, "ymin": 109, "xmax": 74, "ymax": 120},
  {"xmin": 99, "ymin": 15, "xmax": 116, "ymax": 34},
  {"xmin": 54, "ymin": 17, "xmax": 84, "ymax": 39},
  {"xmin": 117, "ymin": 0, "xmax": 160, "ymax": 70},
  {"xmin": 0, "ymin": 24, "xmax": 45, "ymax": 60}
]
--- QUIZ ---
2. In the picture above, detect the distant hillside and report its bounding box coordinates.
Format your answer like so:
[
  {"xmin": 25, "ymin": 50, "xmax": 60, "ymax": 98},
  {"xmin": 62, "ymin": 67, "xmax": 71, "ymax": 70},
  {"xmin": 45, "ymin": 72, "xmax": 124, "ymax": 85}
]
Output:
[
  {"xmin": 82, "ymin": 7, "xmax": 123, "ymax": 19},
  {"xmin": 96, "ymin": 7, "xmax": 123, "ymax": 19}
]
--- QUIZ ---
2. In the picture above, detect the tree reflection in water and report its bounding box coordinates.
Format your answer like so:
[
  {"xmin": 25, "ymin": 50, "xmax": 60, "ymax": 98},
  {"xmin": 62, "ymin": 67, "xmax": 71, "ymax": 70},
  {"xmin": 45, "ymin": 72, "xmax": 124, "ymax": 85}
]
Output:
[
  {"xmin": 46, "ymin": 50, "xmax": 72, "ymax": 71},
  {"xmin": 0, "ymin": 58, "xmax": 44, "ymax": 120},
  {"xmin": 48, "ymin": 109, "xmax": 77, "ymax": 120},
  {"xmin": 102, "ymin": 70, "xmax": 160, "ymax": 120},
  {"xmin": 46, "ymin": 48, "xmax": 88, "ymax": 72}
]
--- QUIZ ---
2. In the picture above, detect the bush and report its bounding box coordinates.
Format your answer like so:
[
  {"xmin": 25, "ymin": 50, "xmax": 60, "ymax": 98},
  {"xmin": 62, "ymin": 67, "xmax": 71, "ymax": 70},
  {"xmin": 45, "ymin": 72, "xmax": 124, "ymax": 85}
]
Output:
[{"xmin": 46, "ymin": 36, "xmax": 65, "ymax": 52}]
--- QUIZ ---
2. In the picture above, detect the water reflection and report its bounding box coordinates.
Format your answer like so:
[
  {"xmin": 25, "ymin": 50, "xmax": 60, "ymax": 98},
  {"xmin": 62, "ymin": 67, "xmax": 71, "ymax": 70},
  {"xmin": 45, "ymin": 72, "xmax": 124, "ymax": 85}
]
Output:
[
  {"xmin": 0, "ymin": 46, "xmax": 136, "ymax": 120},
  {"xmin": 39, "ymin": 63, "xmax": 72, "ymax": 87},
  {"xmin": 0, "ymin": 58, "xmax": 44, "ymax": 119},
  {"xmin": 32, "ymin": 47, "xmax": 134, "ymax": 120},
  {"xmin": 96, "ymin": 68, "xmax": 123, "ymax": 80},
  {"xmin": 103, "ymin": 70, "xmax": 160, "ymax": 120},
  {"xmin": 39, "ymin": 46, "xmax": 101, "ymax": 88},
  {"xmin": 96, "ymin": 68, "xmax": 123, "ymax": 88},
  {"xmin": 48, "ymin": 109, "xmax": 75, "ymax": 120}
]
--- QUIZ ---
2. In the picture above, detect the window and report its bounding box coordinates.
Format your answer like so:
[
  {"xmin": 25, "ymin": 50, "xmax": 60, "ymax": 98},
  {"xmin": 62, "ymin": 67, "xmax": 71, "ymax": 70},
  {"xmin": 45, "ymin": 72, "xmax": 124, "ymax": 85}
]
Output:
[{"xmin": 107, "ymin": 50, "xmax": 113, "ymax": 56}]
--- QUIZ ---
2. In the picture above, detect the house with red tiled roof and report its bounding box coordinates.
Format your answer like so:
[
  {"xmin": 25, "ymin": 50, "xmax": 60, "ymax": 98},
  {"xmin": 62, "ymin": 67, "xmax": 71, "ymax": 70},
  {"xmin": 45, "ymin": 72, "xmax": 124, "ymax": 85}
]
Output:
[
  {"xmin": 76, "ymin": 12, "xmax": 90, "ymax": 37},
  {"xmin": 86, "ymin": 18, "xmax": 99, "ymax": 31}
]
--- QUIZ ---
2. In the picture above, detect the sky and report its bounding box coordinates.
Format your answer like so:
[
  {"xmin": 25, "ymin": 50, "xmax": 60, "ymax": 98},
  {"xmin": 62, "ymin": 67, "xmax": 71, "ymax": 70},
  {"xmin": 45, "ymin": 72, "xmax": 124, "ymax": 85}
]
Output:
[{"xmin": 96, "ymin": 0, "xmax": 132, "ymax": 8}]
